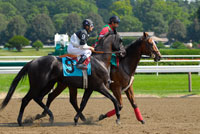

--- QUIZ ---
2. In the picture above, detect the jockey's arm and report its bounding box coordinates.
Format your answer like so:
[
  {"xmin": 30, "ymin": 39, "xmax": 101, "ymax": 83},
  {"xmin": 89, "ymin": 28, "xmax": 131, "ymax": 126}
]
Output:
[{"xmin": 78, "ymin": 32, "xmax": 94, "ymax": 51}]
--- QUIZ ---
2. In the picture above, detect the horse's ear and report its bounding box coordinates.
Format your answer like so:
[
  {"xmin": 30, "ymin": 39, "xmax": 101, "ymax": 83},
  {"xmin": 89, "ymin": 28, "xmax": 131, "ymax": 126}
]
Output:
[{"xmin": 143, "ymin": 32, "xmax": 148, "ymax": 38}]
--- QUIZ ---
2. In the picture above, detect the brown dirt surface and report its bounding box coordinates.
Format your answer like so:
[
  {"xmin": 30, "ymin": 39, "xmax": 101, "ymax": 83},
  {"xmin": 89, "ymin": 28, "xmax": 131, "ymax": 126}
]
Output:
[{"xmin": 0, "ymin": 97, "xmax": 200, "ymax": 134}]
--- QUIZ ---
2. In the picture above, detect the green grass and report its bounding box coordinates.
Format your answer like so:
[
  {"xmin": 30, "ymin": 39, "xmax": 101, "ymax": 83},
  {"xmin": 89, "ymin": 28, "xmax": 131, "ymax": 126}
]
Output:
[
  {"xmin": 133, "ymin": 74, "xmax": 200, "ymax": 96},
  {"xmin": 0, "ymin": 74, "xmax": 200, "ymax": 96},
  {"xmin": 0, "ymin": 48, "xmax": 54, "ymax": 56}
]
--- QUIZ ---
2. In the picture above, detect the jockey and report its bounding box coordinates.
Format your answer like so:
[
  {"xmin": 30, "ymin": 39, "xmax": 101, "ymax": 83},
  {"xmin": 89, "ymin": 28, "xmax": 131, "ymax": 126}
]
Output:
[
  {"xmin": 67, "ymin": 19, "xmax": 94, "ymax": 69},
  {"xmin": 94, "ymin": 15, "xmax": 120, "ymax": 47}
]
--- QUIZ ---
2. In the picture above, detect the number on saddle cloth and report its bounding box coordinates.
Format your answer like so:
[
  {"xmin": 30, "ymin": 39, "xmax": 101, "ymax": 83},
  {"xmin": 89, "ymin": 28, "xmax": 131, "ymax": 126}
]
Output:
[{"xmin": 62, "ymin": 56, "xmax": 91, "ymax": 77}]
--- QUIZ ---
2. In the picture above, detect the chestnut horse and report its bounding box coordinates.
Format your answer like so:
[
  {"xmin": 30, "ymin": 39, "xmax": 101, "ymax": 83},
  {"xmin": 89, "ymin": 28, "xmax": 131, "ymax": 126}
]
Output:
[
  {"xmin": 0, "ymin": 32, "xmax": 124, "ymax": 126},
  {"xmin": 36, "ymin": 32, "xmax": 161, "ymax": 124}
]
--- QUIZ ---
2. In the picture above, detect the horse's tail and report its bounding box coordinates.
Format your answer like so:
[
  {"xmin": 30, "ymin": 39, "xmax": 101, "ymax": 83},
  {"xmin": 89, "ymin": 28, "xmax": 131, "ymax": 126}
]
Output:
[{"xmin": 0, "ymin": 62, "xmax": 30, "ymax": 110}]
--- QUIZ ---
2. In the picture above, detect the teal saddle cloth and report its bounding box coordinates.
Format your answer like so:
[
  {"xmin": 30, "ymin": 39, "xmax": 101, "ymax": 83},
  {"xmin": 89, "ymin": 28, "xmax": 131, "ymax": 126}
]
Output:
[
  {"xmin": 62, "ymin": 54, "xmax": 117, "ymax": 77},
  {"xmin": 62, "ymin": 57, "xmax": 91, "ymax": 77}
]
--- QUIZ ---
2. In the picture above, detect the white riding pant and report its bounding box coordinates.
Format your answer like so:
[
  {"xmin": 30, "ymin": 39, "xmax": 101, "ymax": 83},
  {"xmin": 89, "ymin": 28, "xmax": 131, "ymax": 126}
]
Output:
[{"xmin": 67, "ymin": 43, "xmax": 92, "ymax": 58}]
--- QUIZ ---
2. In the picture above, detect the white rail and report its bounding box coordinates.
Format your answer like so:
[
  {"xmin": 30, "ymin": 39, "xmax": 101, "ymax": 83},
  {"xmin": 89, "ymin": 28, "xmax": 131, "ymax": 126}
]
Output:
[
  {"xmin": 1, "ymin": 55, "xmax": 200, "ymax": 59},
  {"xmin": 1, "ymin": 65, "xmax": 200, "ymax": 74}
]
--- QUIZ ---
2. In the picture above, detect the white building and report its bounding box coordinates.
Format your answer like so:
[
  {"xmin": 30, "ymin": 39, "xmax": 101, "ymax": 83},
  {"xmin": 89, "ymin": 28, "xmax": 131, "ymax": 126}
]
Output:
[{"xmin": 54, "ymin": 33, "xmax": 69, "ymax": 47}]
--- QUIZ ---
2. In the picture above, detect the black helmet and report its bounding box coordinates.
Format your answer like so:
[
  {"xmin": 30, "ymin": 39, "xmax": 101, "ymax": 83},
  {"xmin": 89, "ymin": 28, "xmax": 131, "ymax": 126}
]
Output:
[
  {"xmin": 82, "ymin": 19, "xmax": 94, "ymax": 28},
  {"xmin": 109, "ymin": 16, "xmax": 120, "ymax": 24}
]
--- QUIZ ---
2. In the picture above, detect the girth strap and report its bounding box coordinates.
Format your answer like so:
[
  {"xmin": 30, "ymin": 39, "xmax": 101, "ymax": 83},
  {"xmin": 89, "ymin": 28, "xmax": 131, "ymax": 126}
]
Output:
[{"xmin": 82, "ymin": 70, "xmax": 88, "ymax": 89}]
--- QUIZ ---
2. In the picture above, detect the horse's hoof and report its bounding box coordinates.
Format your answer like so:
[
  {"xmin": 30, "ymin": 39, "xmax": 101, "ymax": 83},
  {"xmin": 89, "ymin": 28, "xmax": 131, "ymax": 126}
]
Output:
[
  {"xmin": 49, "ymin": 117, "xmax": 54, "ymax": 124},
  {"xmin": 74, "ymin": 116, "xmax": 78, "ymax": 126},
  {"xmin": 18, "ymin": 121, "xmax": 22, "ymax": 126},
  {"xmin": 116, "ymin": 119, "xmax": 121, "ymax": 125},
  {"xmin": 140, "ymin": 120, "xmax": 145, "ymax": 124},
  {"xmin": 80, "ymin": 115, "xmax": 86, "ymax": 122},
  {"xmin": 99, "ymin": 114, "xmax": 106, "ymax": 121}
]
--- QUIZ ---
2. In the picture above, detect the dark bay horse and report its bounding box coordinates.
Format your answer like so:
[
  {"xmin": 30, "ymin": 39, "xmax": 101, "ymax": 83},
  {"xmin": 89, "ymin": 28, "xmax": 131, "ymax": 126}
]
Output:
[
  {"xmin": 36, "ymin": 32, "xmax": 161, "ymax": 124},
  {"xmin": 0, "ymin": 32, "xmax": 124, "ymax": 126}
]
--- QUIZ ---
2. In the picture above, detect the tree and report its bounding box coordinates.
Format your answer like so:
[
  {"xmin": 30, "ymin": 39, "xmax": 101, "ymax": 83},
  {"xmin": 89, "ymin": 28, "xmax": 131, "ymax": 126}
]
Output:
[
  {"xmin": 197, "ymin": 6, "xmax": 200, "ymax": 22},
  {"xmin": 187, "ymin": 18, "xmax": 200, "ymax": 42},
  {"xmin": 32, "ymin": 40, "xmax": 43, "ymax": 51},
  {"xmin": 0, "ymin": 14, "xmax": 8, "ymax": 42},
  {"xmin": 53, "ymin": 13, "xmax": 68, "ymax": 32},
  {"xmin": 8, "ymin": 35, "xmax": 29, "ymax": 51},
  {"xmin": 167, "ymin": 19, "xmax": 186, "ymax": 42},
  {"xmin": 0, "ymin": 2, "xmax": 18, "ymax": 20},
  {"xmin": 86, "ymin": 12, "xmax": 105, "ymax": 37},
  {"xmin": 0, "ymin": 14, "xmax": 7, "ymax": 33},
  {"xmin": 4, "ymin": 43, "xmax": 13, "ymax": 50},
  {"xmin": 60, "ymin": 13, "xmax": 81, "ymax": 36},
  {"xmin": 98, "ymin": 9, "xmax": 111, "ymax": 23},
  {"xmin": 56, "ymin": 0, "xmax": 98, "ymax": 15},
  {"xmin": 170, "ymin": 41, "xmax": 187, "ymax": 49},
  {"xmin": 109, "ymin": 0, "xmax": 133, "ymax": 18},
  {"xmin": 96, "ymin": 0, "xmax": 115, "ymax": 9},
  {"xmin": 4, "ymin": 15, "xmax": 27, "ymax": 40},
  {"xmin": 30, "ymin": 14, "xmax": 56, "ymax": 43},
  {"xmin": 118, "ymin": 15, "xmax": 143, "ymax": 32},
  {"xmin": 142, "ymin": 11, "xmax": 168, "ymax": 35},
  {"xmin": 156, "ymin": 42, "xmax": 166, "ymax": 49}
]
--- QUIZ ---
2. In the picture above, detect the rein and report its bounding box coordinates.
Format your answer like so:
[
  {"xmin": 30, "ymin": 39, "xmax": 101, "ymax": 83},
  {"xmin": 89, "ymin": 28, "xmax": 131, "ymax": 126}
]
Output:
[{"xmin": 93, "ymin": 50, "xmax": 123, "ymax": 54}]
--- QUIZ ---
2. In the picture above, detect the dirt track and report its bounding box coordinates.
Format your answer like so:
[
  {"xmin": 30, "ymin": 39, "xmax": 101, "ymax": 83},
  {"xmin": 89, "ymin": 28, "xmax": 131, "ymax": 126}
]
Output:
[{"xmin": 0, "ymin": 97, "xmax": 200, "ymax": 134}]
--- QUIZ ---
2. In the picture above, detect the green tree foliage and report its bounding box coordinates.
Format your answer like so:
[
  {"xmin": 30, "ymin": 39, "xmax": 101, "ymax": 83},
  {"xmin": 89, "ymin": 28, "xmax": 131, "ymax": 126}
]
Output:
[
  {"xmin": 30, "ymin": 14, "xmax": 56, "ymax": 43},
  {"xmin": 134, "ymin": 0, "xmax": 189, "ymax": 34},
  {"xmin": 4, "ymin": 15, "xmax": 27, "ymax": 40},
  {"xmin": 167, "ymin": 19, "xmax": 186, "ymax": 42},
  {"xmin": 56, "ymin": 0, "xmax": 98, "ymax": 15},
  {"xmin": 0, "ymin": 0, "xmax": 200, "ymax": 45},
  {"xmin": 157, "ymin": 42, "xmax": 166, "ymax": 49},
  {"xmin": 96, "ymin": 0, "xmax": 115, "ymax": 9},
  {"xmin": 143, "ymin": 11, "xmax": 168, "ymax": 35},
  {"xmin": 32, "ymin": 40, "xmax": 43, "ymax": 51},
  {"xmin": 187, "ymin": 18, "xmax": 200, "ymax": 42},
  {"xmin": 0, "ymin": 2, "xmax": 18, "ymax": 20},
  {"xmin": 61, "ymin": 13, "xmax": 81, "ymax": 36},
  {"xmin": 197, "ymin": 6, "xmax": 200, "ymax": 22},
  {"xmin": 86, "ymin": 12, "xmax": 105, "ymax": 37},
  {"xmin": 170, "ymin": 41, "xmax": 187, "ymax": 49},
  {"xmin": 118, "ymin": 15, "xmax": 143, "ymax": 32},
  {"xmin": 53, "ymin": 13, "xmax": 68, "ymax": 32},
  {"xmin": 98, "ymin": 9, "xmax": 111, "ymax": 23},
  {"xmin": 8, "ymin": 35, "xmax": 29, "ymax": 51},
  {"xmin": 4, "ymin": 43, "xmax": 13, "ymax": 50},
  {"xmin": 0, "ymin": 14, "xmax": 7, "ymax": 32},
  {"xmin": 110, "ymin": 0, "xmax": 133, "ymax": 18}
]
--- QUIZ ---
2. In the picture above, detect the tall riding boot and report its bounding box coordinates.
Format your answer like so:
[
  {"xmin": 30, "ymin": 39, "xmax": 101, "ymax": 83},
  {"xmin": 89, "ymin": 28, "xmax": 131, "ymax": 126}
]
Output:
[{"xmin": 76, "ymin": 55, "xmax": 88, "ymax": 69}]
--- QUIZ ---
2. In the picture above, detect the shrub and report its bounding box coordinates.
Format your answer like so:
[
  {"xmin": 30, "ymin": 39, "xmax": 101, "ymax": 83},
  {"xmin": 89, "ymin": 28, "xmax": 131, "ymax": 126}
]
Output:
[
  {"xmin": 8, "ymin": 35, "xmax": 29, "ymax": 51},
  {"xmin": 32, "ymin": 40, "xmax": 43, "ymax": 51},
  {"xmin": 170, "ymin": 41, "xmax": 187, "ymax": 49}
]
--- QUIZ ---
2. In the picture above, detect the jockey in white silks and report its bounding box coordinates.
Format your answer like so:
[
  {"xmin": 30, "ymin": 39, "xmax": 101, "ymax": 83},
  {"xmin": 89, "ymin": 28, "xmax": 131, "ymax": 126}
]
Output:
[{"xmin": 67, "ymin": 19, "xmax": 94, "ymax": 69}]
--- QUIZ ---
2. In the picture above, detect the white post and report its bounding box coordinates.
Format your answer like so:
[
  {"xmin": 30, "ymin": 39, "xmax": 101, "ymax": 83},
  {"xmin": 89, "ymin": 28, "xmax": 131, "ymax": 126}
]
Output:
[
  {"xmin": 188, "ymin": 72, "xmax": 192, "ymax": 92},
  {"xmin": 156, "ymin": 62, "xmax": 159, "ymax": 76}
]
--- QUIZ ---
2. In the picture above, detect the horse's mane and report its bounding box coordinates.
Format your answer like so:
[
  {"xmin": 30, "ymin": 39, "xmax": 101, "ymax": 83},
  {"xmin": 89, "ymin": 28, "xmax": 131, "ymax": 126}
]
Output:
[{"xmin": 125, "ymin": 37, "xmax": 142, "ymax": 49}]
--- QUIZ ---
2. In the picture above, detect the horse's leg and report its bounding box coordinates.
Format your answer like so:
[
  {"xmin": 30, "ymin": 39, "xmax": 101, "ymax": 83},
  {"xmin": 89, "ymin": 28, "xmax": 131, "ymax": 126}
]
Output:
[
  {"xmin": 69, "ymin": 86, "xmax": 86, "ymax": 122},
  {"xmin": 98, "ymin": 84, "xmax": 120, "ymax": 124},
  {"xmin": 74, "ymin": 89, "xmax": 93, "ymax": 125},
  {"xmin": 99, "ymin": 86, "xmax": 123, "ymax": 121},
  {"xmin": 17, "ymin": 91, "xmax": 33, "ymax": 126},
  {"xmin": 33, "ymin": 97, "xmax": 54, "ymax": 124},
  {"xmin": 36, "ymin": 82, "xmax": 67, "ymax": 119},
  {"xmin": 125, "ymin": 86, "xmax": 145, "ymax": 124}
]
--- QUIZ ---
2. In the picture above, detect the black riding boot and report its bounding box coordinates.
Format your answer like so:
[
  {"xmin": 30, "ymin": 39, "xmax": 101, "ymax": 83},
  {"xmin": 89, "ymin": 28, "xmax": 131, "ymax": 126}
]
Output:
[{"xmin": 76, "ymin": 55, "xmax": 87, "ymax": 69}]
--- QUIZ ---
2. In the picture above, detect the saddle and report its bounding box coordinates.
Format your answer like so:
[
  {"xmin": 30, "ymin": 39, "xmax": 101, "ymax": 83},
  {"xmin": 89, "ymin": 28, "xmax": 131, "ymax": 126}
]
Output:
[{"xmin": 61, "ymin": 54, "xmax": 91, "ymax": 89}]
